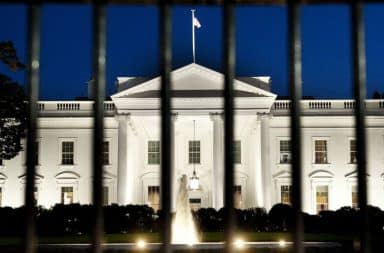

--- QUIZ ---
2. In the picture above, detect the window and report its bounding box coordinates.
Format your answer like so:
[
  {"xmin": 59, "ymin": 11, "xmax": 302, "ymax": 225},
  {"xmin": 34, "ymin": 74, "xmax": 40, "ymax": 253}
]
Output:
[
  {"xmin": 316, "ymin": 185, "xmax": 328, "ymax": 213},
  {"xmin": 61, "ymin": 186, "xmax": 74, "ymax": 204},
  {"xmin": 148, "ymin": 141, "xmax": 160, "ymax": 164},
  {"xmin": 280, "ymin": 140, "xmax": 291, "ymax": 164},
  {"xmin": 103, "ymin": 186, "xmax": 109, "ymax": 205},
  {"xmin": 314, "ymin": 140, "xmax": 328, "ymax": 164},
  {"xmin": 351, "ymin": 185, "xmax": 358, "ymax": 209},
  {"xmin": 233, "ymin": 140, "xmax": 241, "ymax": 164},
  {"xmin": 233, "ymin": 185, "xmax": 242, "ymax": 209},
  {"xmin": 350, "ymin": 139, "xmax": 357, "ymax": 164},
  {"xmin": 61, "ymin": 141, "xmax": 74, "ymax": 165},
  {"xmin": 188, "ymin": 140, "xmax": 200, "ymax": 164},
  {"xmin": 103, "ymin": 141, "xmax": 109, "ymax": 165},
  {"xmin": 281, "ymin": 185, "xmax": 292, "ymax": 205},
  {"xmin": 148, "ymin": 186, "xmax": 160, "ymax": 212},
  {"xmin": 189, "ymin": 198, "xmax": 201, "ymax": 211}
]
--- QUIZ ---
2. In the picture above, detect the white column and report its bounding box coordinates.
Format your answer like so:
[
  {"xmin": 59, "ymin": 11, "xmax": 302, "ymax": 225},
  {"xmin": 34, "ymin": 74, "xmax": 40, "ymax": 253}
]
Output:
[
  {"xmin": 261, "ymin": 114, "xmax": 272, "ymax": 210},
  {"xmin": 171, "ymin": 114, "xmax": 178, "ymax": 211},
  {"xmin": 117, "ymin": 115, "xmax": 135, "ymax": 204},
  {"xmin": 250, "ymin": 115, "xmax": 264, "ymax": 207},
  {"xmin": 210, "ymin": 113, "xmax": 224, "ymax": 209}
]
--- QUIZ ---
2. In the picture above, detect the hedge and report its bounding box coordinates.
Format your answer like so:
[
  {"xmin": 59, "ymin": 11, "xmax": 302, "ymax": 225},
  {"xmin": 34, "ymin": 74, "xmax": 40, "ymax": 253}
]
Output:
[{"xmin": 0, "ymin": 203, "xmax": 382, "ymax": 236}]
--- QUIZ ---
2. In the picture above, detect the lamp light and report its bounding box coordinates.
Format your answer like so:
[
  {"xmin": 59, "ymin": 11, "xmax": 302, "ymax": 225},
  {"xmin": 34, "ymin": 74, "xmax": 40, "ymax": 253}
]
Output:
[
  {"xmin": 136, "ymin": 239, "xmax": 146, "ymax": 249},
  {"xmin": 189, "ymin": 169, "xmax": 199, "ymax": 191}
]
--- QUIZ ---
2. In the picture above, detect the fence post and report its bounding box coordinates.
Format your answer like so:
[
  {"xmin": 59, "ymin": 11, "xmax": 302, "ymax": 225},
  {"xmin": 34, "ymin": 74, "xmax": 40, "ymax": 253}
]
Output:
[
  {"xmin": 160, "ymin": 1, "xmax": 173, "ymax": 253},
  {"xmin": 351, "ymin": 1, "xmax": 371, "ymax": 252},
  {"xmin": 24, "ymin": 3, "xmax": 41, "ymax": 253},
  {"xmin": 91, "ymin": 2, "xmax": 106, "ymax": 253},
  {"xmin": 223, "ymin": 1, "xmax": 236, "ymax": 253},
  {"xmin": 287, "ymin": 1, "xmax": 304, "ymax": 253}
]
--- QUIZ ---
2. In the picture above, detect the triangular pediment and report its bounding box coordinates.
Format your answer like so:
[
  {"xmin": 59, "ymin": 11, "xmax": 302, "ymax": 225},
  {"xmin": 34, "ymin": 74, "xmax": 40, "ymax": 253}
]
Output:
[
  {"xmin": 112, "ymin": 63, "xmax": 276, "ymax": 99},
  {"xmin": 0, "ymin": 172, "xmax": 7, "ymax": 184},
  {"xmin": 345, "ymin": 170, "xmax": 370, "ymax": 178}
]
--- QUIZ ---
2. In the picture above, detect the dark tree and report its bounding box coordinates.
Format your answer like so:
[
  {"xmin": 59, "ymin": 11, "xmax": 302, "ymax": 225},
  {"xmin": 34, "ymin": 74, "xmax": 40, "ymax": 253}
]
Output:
[
  {"xmin": 372, "ymin": 91, "xmax": 381, "ymax": 99},
  {"xmin": 0, "ymin": 41, "xmax": 26, "ymax": 163}
]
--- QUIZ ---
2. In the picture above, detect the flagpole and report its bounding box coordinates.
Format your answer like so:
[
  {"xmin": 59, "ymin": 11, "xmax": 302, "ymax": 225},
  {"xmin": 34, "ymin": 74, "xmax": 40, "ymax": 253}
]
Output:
[{"xmin": 192, "ymin": 9, "xmax": 196, "ymax": 63}]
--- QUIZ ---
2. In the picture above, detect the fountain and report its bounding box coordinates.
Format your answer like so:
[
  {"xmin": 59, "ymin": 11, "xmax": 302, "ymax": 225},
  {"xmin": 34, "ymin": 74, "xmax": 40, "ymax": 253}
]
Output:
[{"xmin": 171, "ymin": 174, "xmax": 199, "ymax": 245}]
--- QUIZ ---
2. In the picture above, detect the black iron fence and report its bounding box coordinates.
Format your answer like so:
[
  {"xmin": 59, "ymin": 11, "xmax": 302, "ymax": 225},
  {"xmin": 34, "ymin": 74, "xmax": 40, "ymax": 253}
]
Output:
[{"xmin": 0, "ymin": 0, "xmax": 375, "ymax": 253}]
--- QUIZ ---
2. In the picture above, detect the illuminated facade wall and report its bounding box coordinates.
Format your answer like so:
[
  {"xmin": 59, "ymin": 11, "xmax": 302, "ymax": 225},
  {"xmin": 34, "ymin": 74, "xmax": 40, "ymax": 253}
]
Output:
[{"xmin": 1, "ymin": 64, "xmax": 383, "ymax": 214}]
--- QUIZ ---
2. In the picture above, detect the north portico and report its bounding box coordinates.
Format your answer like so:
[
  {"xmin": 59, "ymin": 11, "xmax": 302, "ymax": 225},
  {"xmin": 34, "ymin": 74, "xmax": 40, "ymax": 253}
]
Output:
[{"xmin": 111, "ymin": 63, "xmax": 277, "ymax": 210}]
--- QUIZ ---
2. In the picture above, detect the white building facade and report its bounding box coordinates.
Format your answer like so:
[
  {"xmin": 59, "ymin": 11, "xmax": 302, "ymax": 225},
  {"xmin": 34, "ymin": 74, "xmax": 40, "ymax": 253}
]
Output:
[{"xmin": 1, "ymin": 63, "xmax": 384, "ymax": 214}]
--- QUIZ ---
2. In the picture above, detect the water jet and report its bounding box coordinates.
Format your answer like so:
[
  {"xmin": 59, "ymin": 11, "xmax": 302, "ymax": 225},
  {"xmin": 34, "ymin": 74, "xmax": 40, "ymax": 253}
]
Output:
[{"xmin": 171, "ymin": 174, "xmax": 199, "ymax": 244}]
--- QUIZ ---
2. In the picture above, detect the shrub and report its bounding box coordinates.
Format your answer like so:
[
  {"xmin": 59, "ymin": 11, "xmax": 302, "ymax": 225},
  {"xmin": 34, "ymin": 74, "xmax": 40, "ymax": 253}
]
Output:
[
  {"xmin": 195, "ymin": 208, "xmax": 220, "ymax": 232},
  {"xmin": 238, "ymin": 208, "xmax": 268, "ymax": 232},
  {"xmin": 0, "ymin": 203, "xmax": 382, "ymax": 236},
  {"xmin": 268, "ymin": 203, "xmax": 294, "ymax": 231}
]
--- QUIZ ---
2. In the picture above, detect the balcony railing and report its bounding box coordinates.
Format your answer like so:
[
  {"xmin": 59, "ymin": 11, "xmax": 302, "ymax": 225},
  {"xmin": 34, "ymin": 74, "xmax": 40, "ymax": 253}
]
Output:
[
  {"xmin": 36, "ymin": 100, "xmax": 384, "ymax": 114},
  {"xmin": 37, "ymin": 101, "xmax": 115, "ymax": 114},
  {"xmin": 273, "ymin": 99, "xmax": 384, "ymax": 114}
]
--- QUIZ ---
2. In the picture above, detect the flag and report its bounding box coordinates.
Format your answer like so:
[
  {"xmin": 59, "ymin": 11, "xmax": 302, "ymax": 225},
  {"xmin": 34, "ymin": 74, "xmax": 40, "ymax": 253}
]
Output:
[{"xmin": 193, "ymin": 17, "xmax": 201, "ymax": 28}]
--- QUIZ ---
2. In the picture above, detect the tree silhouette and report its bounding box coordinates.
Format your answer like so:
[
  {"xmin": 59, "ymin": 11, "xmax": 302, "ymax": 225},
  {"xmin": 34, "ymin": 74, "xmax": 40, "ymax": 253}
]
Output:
[
  {"xmin": 0, "ymin": 41, "xmax": 26, "ymax": 164},
  {"xmin": 372, "ymin": 91, "xmax": 381, "ymax": 99}
]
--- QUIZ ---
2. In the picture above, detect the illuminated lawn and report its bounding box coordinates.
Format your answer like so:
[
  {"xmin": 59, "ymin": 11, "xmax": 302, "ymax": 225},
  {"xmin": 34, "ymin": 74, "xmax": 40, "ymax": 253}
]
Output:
[
  {"xmin": 0, "ymin": 232, "xmax": 357, "ymax": 245},
  {"xmin": 3, "ymin": 233, "xmax": 381, "ymax": 253}
]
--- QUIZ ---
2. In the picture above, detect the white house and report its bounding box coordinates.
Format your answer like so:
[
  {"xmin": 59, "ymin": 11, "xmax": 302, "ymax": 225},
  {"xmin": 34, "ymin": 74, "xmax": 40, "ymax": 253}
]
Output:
[{"xmin": 1, "ymin": 63, "xmax": 384, "ymax": 214}]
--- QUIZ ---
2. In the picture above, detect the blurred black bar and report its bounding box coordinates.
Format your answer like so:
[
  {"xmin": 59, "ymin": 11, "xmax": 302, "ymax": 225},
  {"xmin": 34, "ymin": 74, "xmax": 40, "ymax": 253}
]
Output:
[
  {"xmin": 159, "ymin": 2, "xmax": 172, "ymax": 253},
  {"xmin": 351, "ymin": 1, "xmax": 371, "ymax": 253},
  {"xmin": 91, "ymin": 3, "xmax": 106, "ymax": 253},
  {"xmin": 223, "ymin": 1, "xmax": 235, "ymax": 253},
  {"xmin": 24, "ymin": 4, "xmax": 41, "ymax": 253},
  {"xmin": 287, "ymin": 1, "xmax": 304, "ymax": 253}
]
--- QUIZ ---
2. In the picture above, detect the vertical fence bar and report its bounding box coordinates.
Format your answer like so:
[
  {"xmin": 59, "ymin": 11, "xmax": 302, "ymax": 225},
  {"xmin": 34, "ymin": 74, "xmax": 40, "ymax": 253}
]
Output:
[
  {"xmin": 223, "ymin": 1, "xmax": 235, "ymax": 253},
  {"xmin": 287, "ymin": 1, "xmax": 304, "ymax": 253},
  {"xmin": 351, "ymin": 1, "xmax": 371, "ymax": 253},
  {"xmin": 24, "ymin": 3, "xmax": 41, "ymax": 253},
  {"xmin": 160, "ymin": 1, "xmax": 172, "ymax": 253},
  {"xmin": 91, "ymin": 2, "xmax": 106, "ymax": 253}
]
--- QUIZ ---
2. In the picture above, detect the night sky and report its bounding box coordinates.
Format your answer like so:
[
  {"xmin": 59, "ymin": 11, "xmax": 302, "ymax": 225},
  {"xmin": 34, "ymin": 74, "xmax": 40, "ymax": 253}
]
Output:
[{"xmin": 1, "ymin": 3, "xmax": 384, "ymax": 100}]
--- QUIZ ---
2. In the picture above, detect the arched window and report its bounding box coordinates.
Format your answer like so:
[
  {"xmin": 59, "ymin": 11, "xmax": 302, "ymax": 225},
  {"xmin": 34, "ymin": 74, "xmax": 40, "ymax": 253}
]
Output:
[
  {"xmin": 55, "ymin": 171, "xmax": 80, "ymax": 204},
  {"xmin": 309, "ymin": 170, "xmax": 334, "ymax": 214}
]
